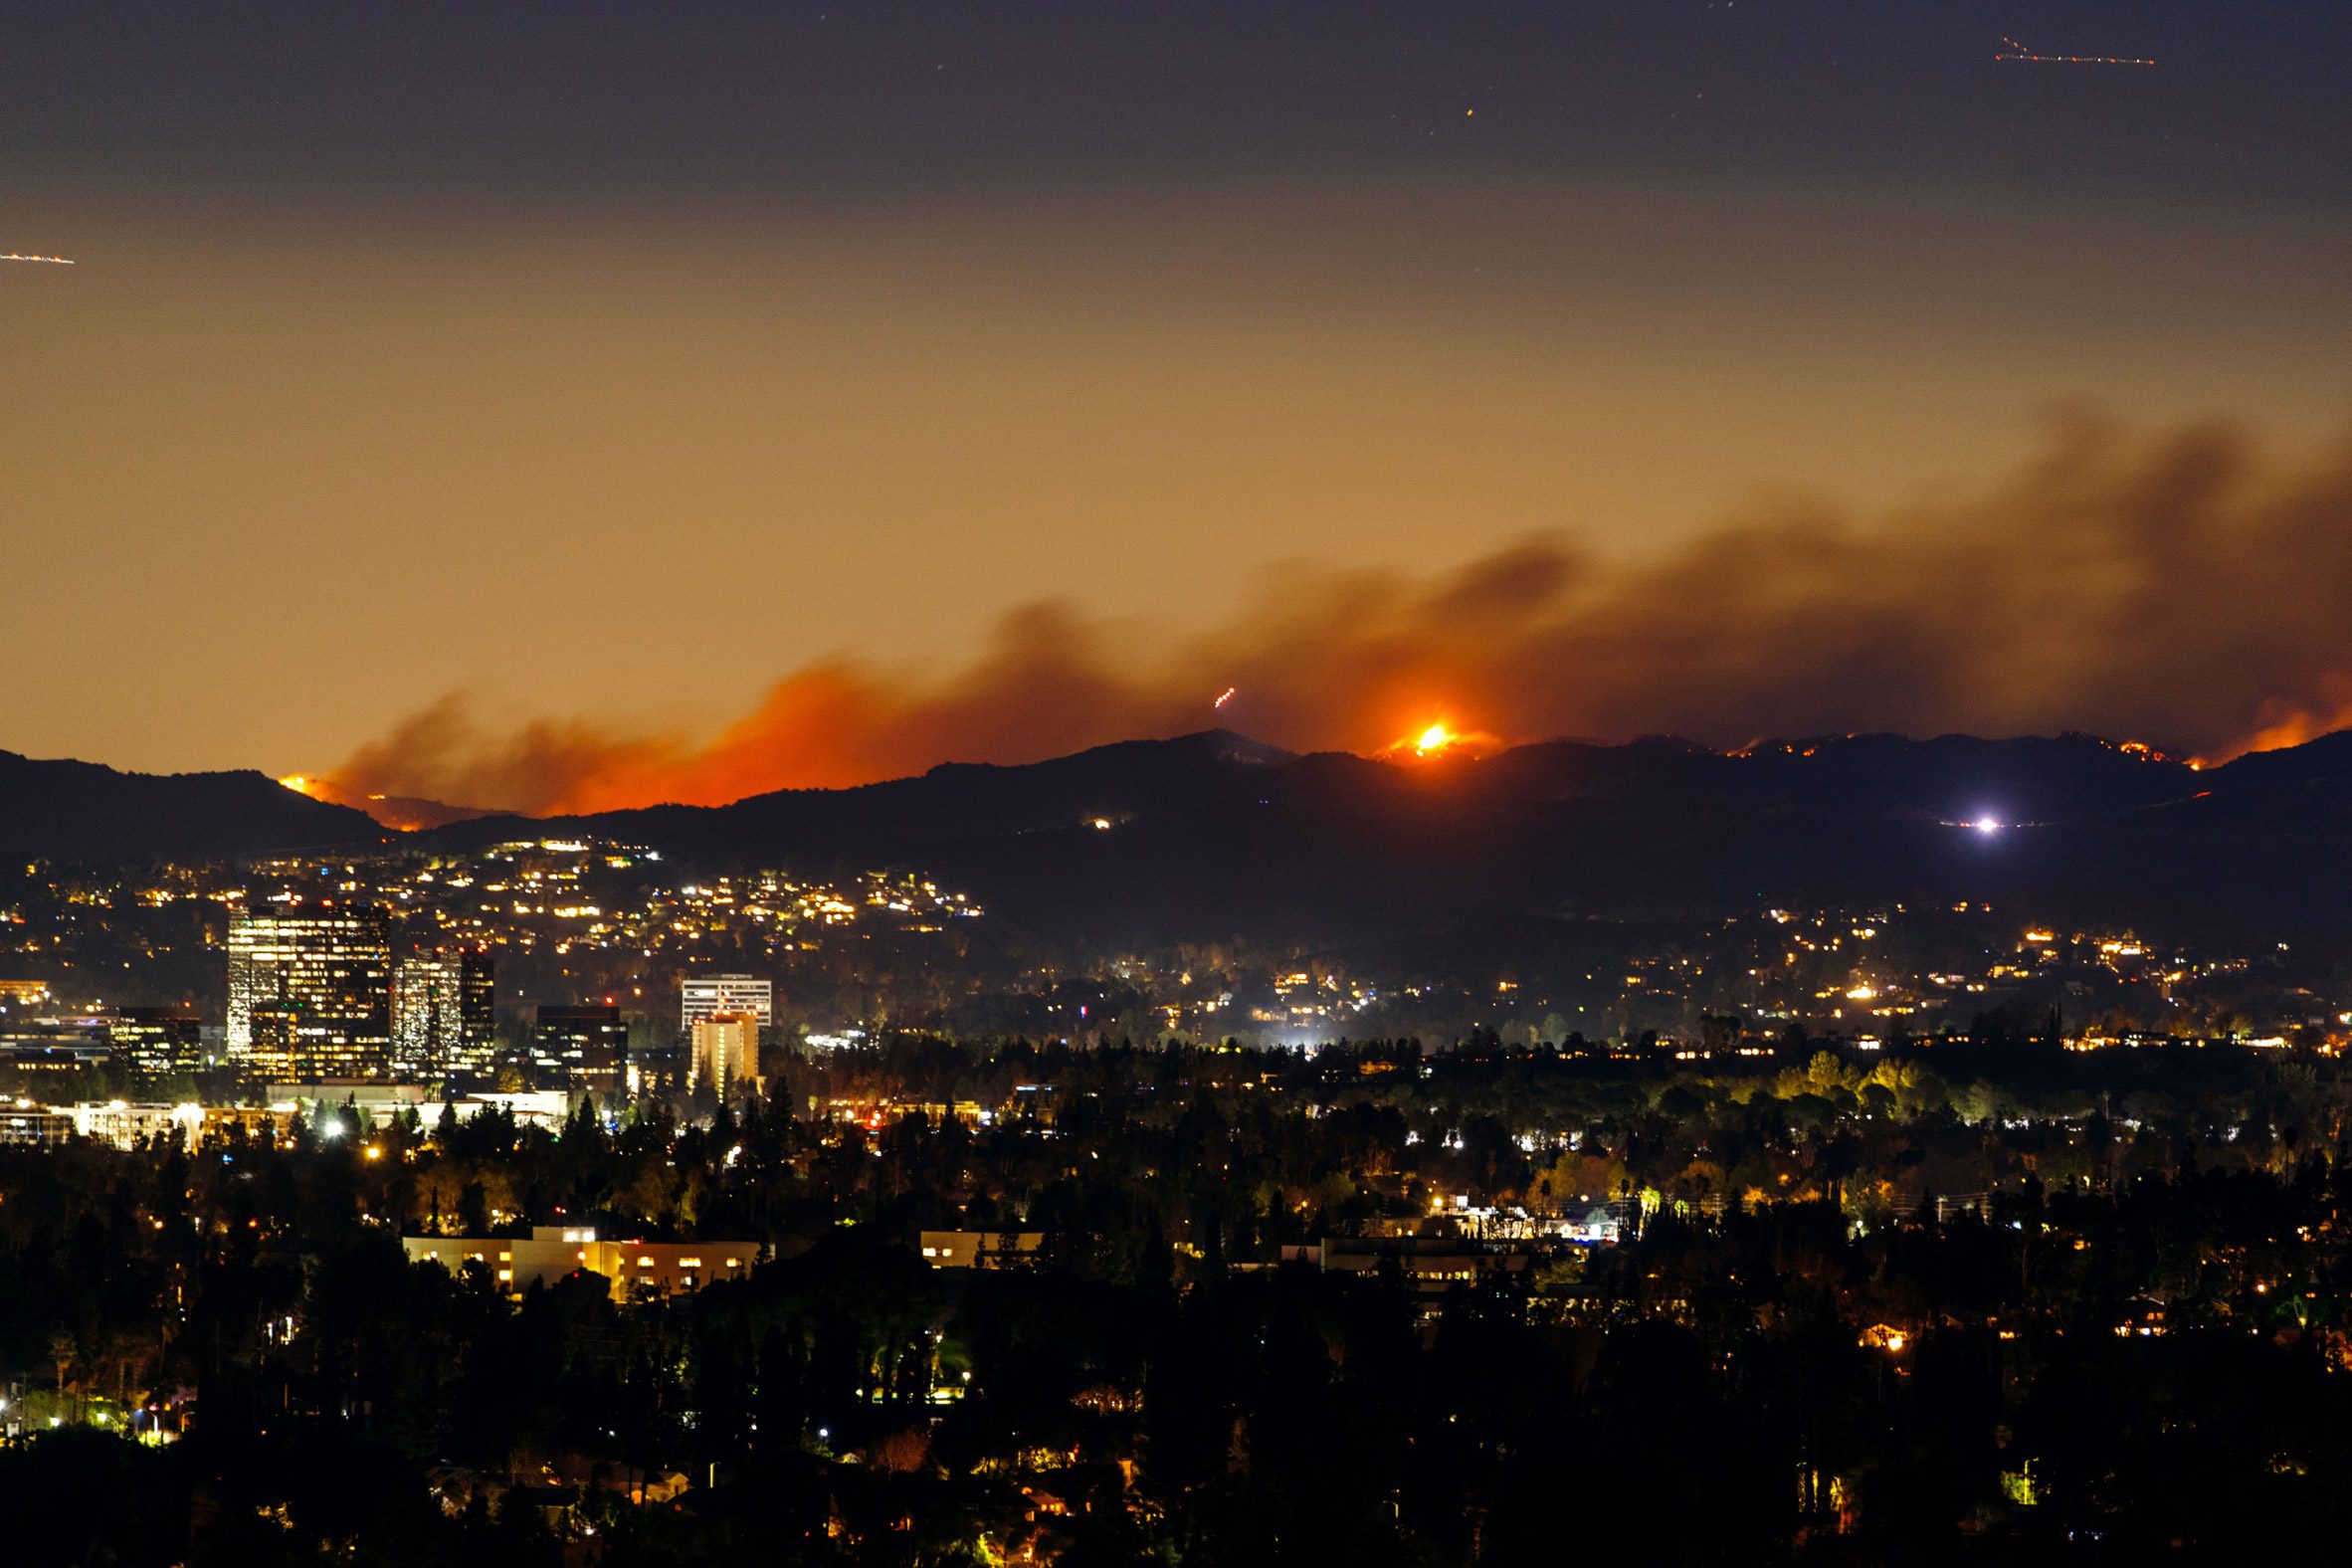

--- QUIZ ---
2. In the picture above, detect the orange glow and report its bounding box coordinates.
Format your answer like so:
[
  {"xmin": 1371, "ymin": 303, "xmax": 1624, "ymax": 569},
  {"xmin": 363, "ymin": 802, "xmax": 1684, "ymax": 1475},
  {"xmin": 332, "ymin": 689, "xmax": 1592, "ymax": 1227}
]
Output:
[
  {"xmin": 2203, "ymin": 682, "xmax": 2352, "ymax": 764},
  {"xmin": 278, "ymin": 774, "xmax": 316, "ymax": 797},
  {"xmin": 1384, "ymin": 720, "xmax": 1500, "ymax": 763}
]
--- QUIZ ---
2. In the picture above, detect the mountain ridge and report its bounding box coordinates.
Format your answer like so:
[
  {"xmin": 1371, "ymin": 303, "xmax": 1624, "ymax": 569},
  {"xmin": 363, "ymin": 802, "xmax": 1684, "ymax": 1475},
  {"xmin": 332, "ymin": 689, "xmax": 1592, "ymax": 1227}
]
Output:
[
  {"xmin": 0, "ymin": 749, "xmax": 388, "ymax": 862},
  {"xmin": 7, "ymin": 728, "xmax": 2350, "ymax": 955}
]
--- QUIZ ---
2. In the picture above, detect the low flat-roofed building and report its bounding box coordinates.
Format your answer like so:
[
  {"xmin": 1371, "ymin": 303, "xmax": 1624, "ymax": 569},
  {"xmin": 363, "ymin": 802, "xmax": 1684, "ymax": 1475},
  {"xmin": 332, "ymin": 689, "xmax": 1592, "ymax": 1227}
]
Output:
[
  {"xmin": 0, "ymin": 1022, "xmax": 112, "ymax": 1074},
  {"xmin": 596, "ymin": 1239, "xmax": 759, "ymax": 1298},
  {"xmin": 70, "ymin": 1100, "xmax": 205, "ymax": 1150},
  {"xmin": 457, "ymin": 1089, "xmax": 570, "ymax": 1130},
  {"xmin": 0, "ymin": 1104, "xmax": 73, "ymax": 1146},
  {"xmin": 201, "ymin": 1104, "xmax": 292, "ymax": 1144},
  {"xmin": 269, "ymin": 1080, "xmax": 431, "ymax": 1120},
  {"xmin": 918, "ymin": 1230, "xmax": 1046, "ymax": 1270},
  {"xmin": 404, "ymin": 1226, "xmax": 757, "ymax": 1301},
  {"xmin": 1317, "ymin": 1235, "xmax": 1567, "ymax": 1298},
  {"xmin": 268, "ymin": 1084, "xmax": 569, "ymax": 1130}
]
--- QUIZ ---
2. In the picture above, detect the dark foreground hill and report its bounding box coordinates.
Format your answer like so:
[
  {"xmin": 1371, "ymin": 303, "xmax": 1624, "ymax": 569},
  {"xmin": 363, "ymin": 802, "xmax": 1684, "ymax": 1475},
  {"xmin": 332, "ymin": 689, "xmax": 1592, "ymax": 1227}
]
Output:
[
  {"xmin": 416, "ymin": 727, "xmax": 2352, "ymax": 957},
  {"xmin": 0, "ymin": 750, "xmax": 387, "ymax": 862}
]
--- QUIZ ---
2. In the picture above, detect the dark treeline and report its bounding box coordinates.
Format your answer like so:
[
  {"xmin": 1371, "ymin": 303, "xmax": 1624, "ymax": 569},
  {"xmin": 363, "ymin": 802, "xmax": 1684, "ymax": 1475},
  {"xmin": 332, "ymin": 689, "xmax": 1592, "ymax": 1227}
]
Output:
[{"xmin": 5, "ymin": 1037, "xmax": 2352, "ymax": 1563}]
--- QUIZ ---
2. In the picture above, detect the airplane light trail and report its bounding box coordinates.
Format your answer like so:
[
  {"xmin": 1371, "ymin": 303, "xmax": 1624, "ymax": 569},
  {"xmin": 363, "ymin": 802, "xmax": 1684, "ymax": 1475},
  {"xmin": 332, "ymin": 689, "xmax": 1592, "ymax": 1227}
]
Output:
[
  {"xmin": 1996, "ymin": 36, "xmax": 2154, "ymax": 67},
  {"xmin": 1213, "ymin": 686, "xmax": 1236, "ymax": 709},
  {"xmin": 1, "ymin": 253, "xmax": 75, "ymax": 265}
]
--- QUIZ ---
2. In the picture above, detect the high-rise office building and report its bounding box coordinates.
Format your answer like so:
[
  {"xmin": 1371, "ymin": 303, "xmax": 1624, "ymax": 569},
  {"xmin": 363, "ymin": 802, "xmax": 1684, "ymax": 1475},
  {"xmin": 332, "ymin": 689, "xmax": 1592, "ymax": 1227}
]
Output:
[
  {"xmin": 391, "ymin": 952, "xmax": 497, "ymax": 1081},
  {"xmin": 534, "ymin": 1003, "xmax": 629, "ymax": 1101},
  {"xmin": 688, "ymin": 1012, "xmax": 761, "ymax": 1096},
  {"xmin": 225, "ymin": 906, "xmax": 394, "ymax": 1080},
  {"xmin": 109, "ymin": 1006, "xmax": 205, "ymax": 1078},
  {"xmin": 681, "ymin": 973, "xmax": 772, "ymax": 1031}
]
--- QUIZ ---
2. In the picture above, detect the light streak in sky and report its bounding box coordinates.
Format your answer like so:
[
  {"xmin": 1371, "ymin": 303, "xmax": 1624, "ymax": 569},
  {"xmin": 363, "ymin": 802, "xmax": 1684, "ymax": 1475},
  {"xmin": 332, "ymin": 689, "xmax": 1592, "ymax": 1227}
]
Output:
[
  {"xmin": 1, "ymin": 253, "xmax": 75, "ymax": 265},
  {"xmin": 1213, "ymin": 686, "xmax": 1236, "ymax": 709},
  {"xmin": 1996, "ymin": 37, "xmax": 2154, "ymax": 67}
]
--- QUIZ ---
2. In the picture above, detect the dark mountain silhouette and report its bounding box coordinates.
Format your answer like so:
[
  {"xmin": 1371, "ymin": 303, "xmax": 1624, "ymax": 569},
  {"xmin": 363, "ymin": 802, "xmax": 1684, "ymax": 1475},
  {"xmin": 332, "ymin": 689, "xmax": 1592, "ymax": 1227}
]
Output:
[
  {"xmin": 414, "ymin": 727, "xmax": 2352, "ymax": 956},
  {"xmin": 10, "ymin": 727, "xmax": 2351, "ymax": 956},
  {"xmin": 0, "ymin": 750, "xmax": 387, "ymax": 862}
]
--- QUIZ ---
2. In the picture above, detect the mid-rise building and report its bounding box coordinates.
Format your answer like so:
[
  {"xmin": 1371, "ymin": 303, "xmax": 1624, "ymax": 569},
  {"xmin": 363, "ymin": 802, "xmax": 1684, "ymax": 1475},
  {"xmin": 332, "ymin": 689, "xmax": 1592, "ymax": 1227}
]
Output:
[
  {"xmin": 533, "ymin": 1004, "xmax": 629, "ymax": 1101},
  {"xmin": 688, "ymin": 1012, "xmax": 761, "ymax": 1096},
  {"xmin": 392, "ymin": 952, "xmax": 496, "ymax": 1081},
  {"xmin": 681, "ymin": 973, "xmax": 772, "ymax": 1031},
  {"xmin": 108, "ymin": 1007, "xmax": 205, "ymax": 1078},
  {"xmin": 225, "ymin": 906, "xmax": 394, "ymax": 1080}
]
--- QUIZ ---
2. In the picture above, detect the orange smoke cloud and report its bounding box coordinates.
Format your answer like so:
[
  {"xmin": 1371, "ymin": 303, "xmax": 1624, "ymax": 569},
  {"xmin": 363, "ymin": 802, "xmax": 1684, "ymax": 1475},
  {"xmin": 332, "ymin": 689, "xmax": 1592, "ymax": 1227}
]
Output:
[
  {"xmin": 325, "ymin": 413, "xmax": 2352, "ymax": 818},
  {"xmin": 2226, "ymin": 677, "xmax": 2352, "ymax": 760}
]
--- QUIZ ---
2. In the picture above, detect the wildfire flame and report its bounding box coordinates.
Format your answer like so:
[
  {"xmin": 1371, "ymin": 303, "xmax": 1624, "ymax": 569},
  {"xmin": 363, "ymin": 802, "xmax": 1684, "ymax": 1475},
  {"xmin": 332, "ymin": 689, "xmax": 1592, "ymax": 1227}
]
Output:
[
  {"xmin": 1387, "ymin": 720, "xmax": 1499, "ymax": 761},
  {"xmin": 278, "ymin": 774, "xmax": 316, "ymax": 797}
]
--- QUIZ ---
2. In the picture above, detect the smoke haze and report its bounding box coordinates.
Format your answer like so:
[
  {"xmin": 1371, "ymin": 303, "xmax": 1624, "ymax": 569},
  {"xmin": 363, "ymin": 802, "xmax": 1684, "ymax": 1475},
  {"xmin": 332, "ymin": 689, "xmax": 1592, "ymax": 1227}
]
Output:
[{"xmin": 325, "ymin": 414, "xmax": 2352, "ymax": 818}]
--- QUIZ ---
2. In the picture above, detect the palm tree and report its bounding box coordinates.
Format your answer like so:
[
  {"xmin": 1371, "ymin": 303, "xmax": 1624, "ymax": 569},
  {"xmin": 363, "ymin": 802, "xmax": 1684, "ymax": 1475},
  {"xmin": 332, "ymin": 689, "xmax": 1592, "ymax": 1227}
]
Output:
[{"xmin": 49, "ymin": 1329, "xmax": 77, "ymax": 1416}]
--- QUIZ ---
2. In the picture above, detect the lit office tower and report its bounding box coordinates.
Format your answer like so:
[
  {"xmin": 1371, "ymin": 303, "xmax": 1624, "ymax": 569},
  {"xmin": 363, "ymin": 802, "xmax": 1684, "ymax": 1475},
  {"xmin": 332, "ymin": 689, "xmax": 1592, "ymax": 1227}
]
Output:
[
  {"xmin": 681, "ymin": 972, "xmax": 773, "ymax": 1031},
  {"xmin": 392, "ymin": 952, "xmax": 498, "ymax": 1081},
  {"xmin": 224, "ymin": 906, "xmax": 394, "ymax": 1080},
  {"xmin": 688, "ymin": 1012, "xmax": 761, "ymax": 1096},
  {"xmin": 535, "ymin": 1003, "xmax": 629, "ymax": 1101}
]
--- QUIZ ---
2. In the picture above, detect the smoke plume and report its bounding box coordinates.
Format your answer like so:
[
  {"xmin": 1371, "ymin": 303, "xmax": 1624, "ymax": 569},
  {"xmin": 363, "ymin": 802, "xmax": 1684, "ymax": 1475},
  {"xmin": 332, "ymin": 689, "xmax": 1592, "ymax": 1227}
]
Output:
[{"xmin": 325, "ymin": 414, "xmax": 2352, "ymax": 818}]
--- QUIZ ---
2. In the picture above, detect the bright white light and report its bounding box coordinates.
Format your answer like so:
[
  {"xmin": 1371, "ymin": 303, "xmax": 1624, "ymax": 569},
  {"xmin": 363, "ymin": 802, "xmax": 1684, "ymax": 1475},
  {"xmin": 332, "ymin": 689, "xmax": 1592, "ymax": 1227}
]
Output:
[{"xmin": 1974, "ymin": 817, "xmax": 2002, "ymax": 835}]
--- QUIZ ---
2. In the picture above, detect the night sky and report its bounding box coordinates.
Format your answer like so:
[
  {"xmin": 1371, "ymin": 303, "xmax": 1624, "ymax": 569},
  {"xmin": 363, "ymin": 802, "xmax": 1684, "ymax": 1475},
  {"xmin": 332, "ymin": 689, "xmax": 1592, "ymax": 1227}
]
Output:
[{"xmin": 4, "ymin": 3, "xmax": 2349, "ymax": 806}]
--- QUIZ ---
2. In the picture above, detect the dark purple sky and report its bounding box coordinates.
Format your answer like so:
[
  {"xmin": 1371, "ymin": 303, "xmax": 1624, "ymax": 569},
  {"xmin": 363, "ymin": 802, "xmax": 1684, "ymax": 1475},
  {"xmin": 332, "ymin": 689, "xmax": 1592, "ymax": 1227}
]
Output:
[{"xmin": 3, "ymin": 3, "xmax": 2344, "ymax": 207}]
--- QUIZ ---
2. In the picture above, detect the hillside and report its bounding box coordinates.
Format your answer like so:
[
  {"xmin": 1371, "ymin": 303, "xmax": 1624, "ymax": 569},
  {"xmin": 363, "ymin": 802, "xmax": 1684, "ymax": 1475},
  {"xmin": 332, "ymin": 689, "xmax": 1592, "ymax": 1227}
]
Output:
[{"xmin": 0, "ymin": 750, "xmax": 388, "ymax": 863}]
